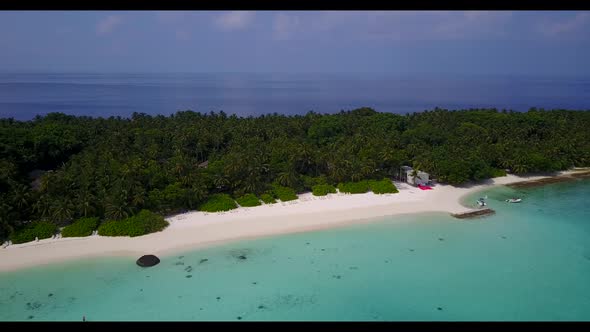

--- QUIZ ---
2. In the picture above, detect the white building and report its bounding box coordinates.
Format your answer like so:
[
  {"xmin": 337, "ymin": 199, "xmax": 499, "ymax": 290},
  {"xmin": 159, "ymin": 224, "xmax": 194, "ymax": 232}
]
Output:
[{"xmin": 399, "ymin": 166, "xmax": 430, "ymax": 186}]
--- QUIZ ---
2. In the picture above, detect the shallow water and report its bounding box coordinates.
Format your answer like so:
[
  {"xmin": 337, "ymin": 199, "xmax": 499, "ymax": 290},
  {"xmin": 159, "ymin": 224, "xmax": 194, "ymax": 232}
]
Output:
[{"xmin": 1, "ymin": 179, "xmax": 589, "ymax": 321}]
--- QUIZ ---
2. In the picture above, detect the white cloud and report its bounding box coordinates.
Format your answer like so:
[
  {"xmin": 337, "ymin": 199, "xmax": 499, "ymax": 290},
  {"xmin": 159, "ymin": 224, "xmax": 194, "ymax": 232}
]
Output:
[
  {"xmin": 538, "ymin": 12, "xmax": 590, "ymax": 37},
  {"xmin": 96, "ymin": 15, "xmax": 123, "ymax": 36},
  {"xmin": 283, "ymin": 11, "xmax": 514, "ymax": 41},
  {"xmin": 272, "ymin": 13, "xmax": 301, "ymax": 40},
  {"xmin": 214, "ymin": 11, "xmax": 255, "ymax": 31},
  {"xmin": 312, "ymin": 11, "xmax": 362, "ymax": 31},
  {"xmin": 432, "ymin": 11, "xmax": 513, "ymax": 40},
  {"xmin": 154, "ymin": 11, "xmax": 194, "ymax": 41}
]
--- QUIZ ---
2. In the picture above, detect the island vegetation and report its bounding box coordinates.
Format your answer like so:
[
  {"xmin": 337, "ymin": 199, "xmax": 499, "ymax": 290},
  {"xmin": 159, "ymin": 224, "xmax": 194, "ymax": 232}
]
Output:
[
  {"xmin": 61, "ymin": 217, "xmax": 99, "ymax": 238},
  {"xmin": 97, "ymin": 210, "xmax": 168, "ymax": 237},
  {"xmin": 1, "ymin": 107, "xmax": 589, "ymax": 242}
]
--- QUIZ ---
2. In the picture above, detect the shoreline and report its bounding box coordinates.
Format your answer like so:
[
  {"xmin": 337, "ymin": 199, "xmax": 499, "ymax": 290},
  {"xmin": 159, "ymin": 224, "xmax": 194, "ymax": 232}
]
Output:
[
  {"xmin": 506, "ymin": 169, "xmax": 590, "ymax": 188},
  {"xmin": 1, "ymin": 169, "xmax": 589, "ymax": 273}
]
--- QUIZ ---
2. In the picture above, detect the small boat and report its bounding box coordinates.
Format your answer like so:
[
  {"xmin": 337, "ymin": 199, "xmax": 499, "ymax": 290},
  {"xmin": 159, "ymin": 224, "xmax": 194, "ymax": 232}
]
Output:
[
  {"xmin": 506, "ymin": 198, "xmax": 522, "ymax": 203},
  {"xmin": 477, "ymin": 198, "xmax": 487, "ymax": 207}
]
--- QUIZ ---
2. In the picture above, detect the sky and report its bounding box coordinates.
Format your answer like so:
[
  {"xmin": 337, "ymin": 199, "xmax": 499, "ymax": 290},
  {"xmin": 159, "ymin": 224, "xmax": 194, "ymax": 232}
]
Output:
[{"xmin": 0, "ymin": 11, "xmax": 589, "ymax": 76}]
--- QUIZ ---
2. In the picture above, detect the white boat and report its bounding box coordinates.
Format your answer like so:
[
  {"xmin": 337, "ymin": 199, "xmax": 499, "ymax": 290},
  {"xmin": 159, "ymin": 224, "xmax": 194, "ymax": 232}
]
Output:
[
  {"xmin": 506, "ymin": 198, "xmax": 522, "ymax": 203},
  {"xmin": 477, "ymin": 198, "xmax": 487, "ymax": 207}
]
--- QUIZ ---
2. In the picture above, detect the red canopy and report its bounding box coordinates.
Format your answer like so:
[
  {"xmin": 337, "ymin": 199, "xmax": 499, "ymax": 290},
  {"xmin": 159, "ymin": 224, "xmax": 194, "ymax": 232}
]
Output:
[{"xmin": 418, "ymin": 185, "xmax": 433, "ymax": 190}]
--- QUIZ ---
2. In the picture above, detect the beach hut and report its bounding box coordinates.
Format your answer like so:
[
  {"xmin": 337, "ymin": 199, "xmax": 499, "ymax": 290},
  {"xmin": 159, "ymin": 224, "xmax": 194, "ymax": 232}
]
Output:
[
  {"xmin": 399, "ymin": 166, "xmax": 412, "ymax": 183},
  {"xmin": 413, "ymin": 171, "xmax": 430, "ymax": 186},
  {"xmin": 399, "ymin": 166, "xmax": 430, "ymax": 186}
]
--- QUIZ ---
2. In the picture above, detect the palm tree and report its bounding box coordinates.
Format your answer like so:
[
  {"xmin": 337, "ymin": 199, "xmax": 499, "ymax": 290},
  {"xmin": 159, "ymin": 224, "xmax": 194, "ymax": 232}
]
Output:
[
  {"xmin": 33, "ymin": 195, "xmax": 52, "ymax": 220},
  {"xmin": 187, "ymin": 185, "xmax": 208, "ymax": 209},
  {"xmin": 350, "ymin": 160, "xmax": 365, "ymax": 182},
  {"xmin": 294, "ymin": 143, "xmax": 315, "ymax": 175},
  {"xmin": 75, "ymin": 192, "xmax": 96, "ymax": 218},
  {"xmin": 50, "ymin": 199, "xmax": 75, "ymax": 224},
  {"xmin": 328, "ymin": 159, "xmax": 349, "ymax": 183},
  {"xmin": 213, "ymin": 173, "xmax": 230, "ymax": 191},
  {"xmin": 104, "ymin": 197, "xmax": 130, "ymax": 220},
  {"xmin": 277, "ymin": 168, "xmax": 299, "ymax": 188},
  {"xmin": 11, "ymin": 182, "xmax": 30, "ymax": 211},
  {"xmin": 360, "ymin": 161, "xmax": 375, "ymax": 178},
  {"xmin": 0, "ymin": 199, "xmax": 15, "ymax": 236},
  {"xmin": 131, "ymin": 190, "xmax": 145, "ymax": 208},
  {"xmin": 409, "ymin": 169, "xmax": 419, "ymax": 185}
]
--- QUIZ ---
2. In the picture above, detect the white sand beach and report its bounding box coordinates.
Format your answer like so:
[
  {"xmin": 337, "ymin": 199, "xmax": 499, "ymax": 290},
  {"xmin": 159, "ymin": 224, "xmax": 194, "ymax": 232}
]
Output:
[{"xmin": 0, "ymin": 170, "xmax": 586, "ymax": 272}]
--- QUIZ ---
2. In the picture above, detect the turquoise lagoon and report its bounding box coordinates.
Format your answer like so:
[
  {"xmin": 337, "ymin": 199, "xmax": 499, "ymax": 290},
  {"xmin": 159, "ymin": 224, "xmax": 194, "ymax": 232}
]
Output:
[{"xmin": 1, "ymin": 179, "xmax": 590, "ymax": 321}]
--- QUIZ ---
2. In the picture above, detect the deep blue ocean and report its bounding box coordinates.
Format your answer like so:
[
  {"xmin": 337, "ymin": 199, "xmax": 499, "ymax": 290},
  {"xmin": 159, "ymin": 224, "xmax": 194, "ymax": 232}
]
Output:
[{"xmin": 1, "ymin": 73, "xmax": 589, "ymax": 120}]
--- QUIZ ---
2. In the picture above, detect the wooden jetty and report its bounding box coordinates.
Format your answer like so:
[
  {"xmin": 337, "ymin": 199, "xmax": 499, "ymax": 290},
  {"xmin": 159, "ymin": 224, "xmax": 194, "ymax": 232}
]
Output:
[{"xmin": 451, "ymin": 209, "xmax": 496, "ymax": 219}]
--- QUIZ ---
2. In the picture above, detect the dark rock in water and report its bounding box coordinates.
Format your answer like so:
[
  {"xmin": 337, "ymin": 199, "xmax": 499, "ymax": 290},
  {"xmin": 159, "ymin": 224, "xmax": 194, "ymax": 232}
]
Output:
[
  {"xmin": 186, "ymin": 275, "xmax": 192, "ymax": 278},
  {"xmin": 26, "ymin": 302, "xmax": 41, "ymax": 310},
  {"xmin": 252, "ymin": 282, "xmax": 257, "ymax": 285},
  {"xmin": 237, "ymin": 316, "xmax": 242, "ymax": 320},
  {"xmin": 438, "ymin": 238, "xmax": 444, "ymax": 241},
  {"xmin": 216, "ymin": 297, "xmax": 221, "ymax": 300},
  {"xmin": 140, "ymin": 289, "xmax": 143, "ymax": 292},
  {"xmin": 28, "ymin": 315, "xmax": 34, "ymax": 320},
  {"xmin": 452, "ymin": 208, "xmax": 495, "ymax": 219},
  {"xmin": 321, "ymin": 249, "xmax": 325, "ymax": 251},
  {"xmin": 199, "ymin": 308, "xmax": 203, "ymax": 311},
  {"xmin": 199, "ymin": 258, "xmax": 209, "ymax": 264},
  {"xmin": 409, "ymin": 249, "xmax": 415, "ymax": 252},
  {"xmin": 48, "ymin": 293, "xmax": 53, "ymax": 297},
  {"xmin": 136, "ymin": 255, "xmax": 160, "ymax": 267},
  {"xmin": 332, "ymin": 275, "xmax": 342, "ymax": 279},
  {"xmin": 230, "ymin": 249, "xmax": 252, "ymax": 260},
  {"xmin": 258, "ymin": 305, "xmax": 266, "ymax": 309},
  {"xmin": 306, "ymin": 242, "xmax": 310, "ymax": 245},
  {"xmin": 174, "ymin": 261, "xmax": 185, "ymax": 266},
  {"xmin": 437, "ymin": 307, "xmax": 443, "ymax": 311}
]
